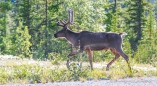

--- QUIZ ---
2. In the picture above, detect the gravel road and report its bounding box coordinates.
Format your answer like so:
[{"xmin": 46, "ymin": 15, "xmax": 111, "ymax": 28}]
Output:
[{"xmin": 1, "ymin": 77, "xmax": 157, "ymax": 86}]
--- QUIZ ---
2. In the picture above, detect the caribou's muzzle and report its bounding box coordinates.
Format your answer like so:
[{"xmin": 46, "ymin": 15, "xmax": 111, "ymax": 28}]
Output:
[{"xmin": 54, "ymin": 34, "xmax": 58, "ymax": 38}]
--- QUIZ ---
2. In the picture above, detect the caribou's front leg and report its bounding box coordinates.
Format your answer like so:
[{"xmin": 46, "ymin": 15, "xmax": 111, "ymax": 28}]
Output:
[
  {"xmin": 68, "ymin": 45, "xmax": 81, "ymax": 56},
  {"xmin": 68, "ymin": 40, "xmax": 81, "ymax": 56},
  {"xmin": 68, "ymin": 44, "xmax": 76, "ymax": 56},
  {"xmin": 68, "ymin": 50, "xmax": 80, "ymax": 56}
]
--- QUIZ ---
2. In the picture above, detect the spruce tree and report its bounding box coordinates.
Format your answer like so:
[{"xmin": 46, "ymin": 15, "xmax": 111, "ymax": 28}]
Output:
[
  {"xmin": 127, "ymin": 0, "xmax": 148, "ymax": 51},
  {"xmin": 0, "ymin": 1, "xmax": 12, "ymax": 54}
]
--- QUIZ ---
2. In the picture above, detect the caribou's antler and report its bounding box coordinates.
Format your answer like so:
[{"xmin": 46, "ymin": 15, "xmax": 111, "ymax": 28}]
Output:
[
  {"xmin": 57, "ymin": 9, "xmax": 74, "ymax": 27},
  {"xmin": 67, "ymin": 9, "xmax": 74, "ymax": 24}
]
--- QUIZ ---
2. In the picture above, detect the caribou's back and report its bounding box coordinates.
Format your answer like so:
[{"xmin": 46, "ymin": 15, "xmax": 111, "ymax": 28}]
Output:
[{"xmin": 78, "ymin": 31, "xmax": 122, "ymax": 50}]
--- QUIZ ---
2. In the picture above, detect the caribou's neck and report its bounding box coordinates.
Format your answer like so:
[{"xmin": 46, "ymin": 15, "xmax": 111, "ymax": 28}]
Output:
[{"xmin": 65, "ymin": 29, "xmax": 79, "ymax": 45}]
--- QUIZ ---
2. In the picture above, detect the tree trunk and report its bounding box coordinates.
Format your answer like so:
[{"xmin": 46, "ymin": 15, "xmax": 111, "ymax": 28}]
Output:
[{"xmin": 44, "ymin": 0, "xmax": 48, "ymax": 59}]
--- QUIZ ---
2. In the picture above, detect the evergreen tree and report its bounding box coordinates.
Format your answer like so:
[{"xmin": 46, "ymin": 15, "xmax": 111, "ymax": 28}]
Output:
[
  {"xmin": 104, "ymin": 0, "xmax": 125, "ymax": 32},
  {"xmin": 12, "ymin": 22, "xmax": 32, "ymax": 58},
  {"xmin": 0, "ymin": 0, "xmax": 156, "ymax": 63},
  {"xmin": 134, "ymin": 1, "xmax": 157, "ymax": 63},
  {"xmin": 19, "ymin": 0, "xmax": 31, "ymax": 29},
  {"xmin": 0, "ymin": 1, "xmax": 12, "ymax": 54},
  {"xmin": 9, "ymin": 0, "xmax": 61, "ymax": 59},
  {"xmin": 127, "ymin": 0, "xmax": 148, "ymax": 51}
]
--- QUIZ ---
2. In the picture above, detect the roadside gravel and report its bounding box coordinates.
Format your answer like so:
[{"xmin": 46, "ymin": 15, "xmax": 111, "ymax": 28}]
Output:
[{"xmin": 1, "ymin": 77, "xmax": 157, "ymax": 86}]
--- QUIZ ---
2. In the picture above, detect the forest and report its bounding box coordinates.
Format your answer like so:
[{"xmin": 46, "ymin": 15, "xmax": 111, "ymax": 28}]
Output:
[
  {"xmin": 0, "ymin": 0, "xmax": 157, "ymax": 65},
  {"xmin": 1, "ymin": 0, "xmax": 157, "ymax": 84}
]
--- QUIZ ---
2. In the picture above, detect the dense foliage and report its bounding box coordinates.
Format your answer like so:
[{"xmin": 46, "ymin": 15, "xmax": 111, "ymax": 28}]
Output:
[{"xmin": 0, "ymin": 0, "xmax": 157, "ymax": 64}]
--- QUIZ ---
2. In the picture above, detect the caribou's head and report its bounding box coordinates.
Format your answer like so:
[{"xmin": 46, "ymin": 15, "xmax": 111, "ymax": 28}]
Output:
[{"xmin": 54, "ymin": 9, "xmax": 74, "ymax": 38}]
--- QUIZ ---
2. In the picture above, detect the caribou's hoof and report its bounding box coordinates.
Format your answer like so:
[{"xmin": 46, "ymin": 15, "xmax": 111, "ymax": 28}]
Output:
[
  {"xmin": 68, "ymin": 52, "xmax": 76, "ymax": 56},
  {"xmin": 68, "ymin": 53, "xmax": 75, "ymax": 56},
  {"xmin": 106, "ymin": 66, "xmax": 110, "ymax": 71}
]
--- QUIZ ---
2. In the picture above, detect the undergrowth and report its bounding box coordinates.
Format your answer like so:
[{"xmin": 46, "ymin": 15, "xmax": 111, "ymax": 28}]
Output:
[{"xmin": 0, "ymin": 59, "xmax": 157, "ymax": 84}]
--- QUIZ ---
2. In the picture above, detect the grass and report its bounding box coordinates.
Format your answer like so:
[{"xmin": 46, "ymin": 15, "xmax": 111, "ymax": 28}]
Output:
[{"xmin": 0, "ymin": 59, "xmax": 157, "ymax": 84}]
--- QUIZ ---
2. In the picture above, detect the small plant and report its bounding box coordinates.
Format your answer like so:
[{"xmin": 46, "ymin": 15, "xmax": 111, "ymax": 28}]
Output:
[
  {"xmin": 49, "ymin": 52, "xmax": 66, "ymax": 65},
  {"xmin": 0, "ymin": 59, "xmax": 157, "ymax": 84}
]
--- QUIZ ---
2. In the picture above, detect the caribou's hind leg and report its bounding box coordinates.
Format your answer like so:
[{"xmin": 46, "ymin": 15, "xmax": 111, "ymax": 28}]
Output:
[
  {"xmin": 114, "ymin": 47, "xmax": 132, "ymax": 76},
  {"xmin": 106, "ymin": 49, "xmax": 120, "ymax": 71},
  {"xmin": 86, "ymin": 49, "xmax": 93, "ymax": 70}
]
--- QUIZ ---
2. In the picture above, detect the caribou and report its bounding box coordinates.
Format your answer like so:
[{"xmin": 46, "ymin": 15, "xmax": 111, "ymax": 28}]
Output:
[{"xmin": 54, "ymin": 9, "xmax": 131, "ymax": 71}]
